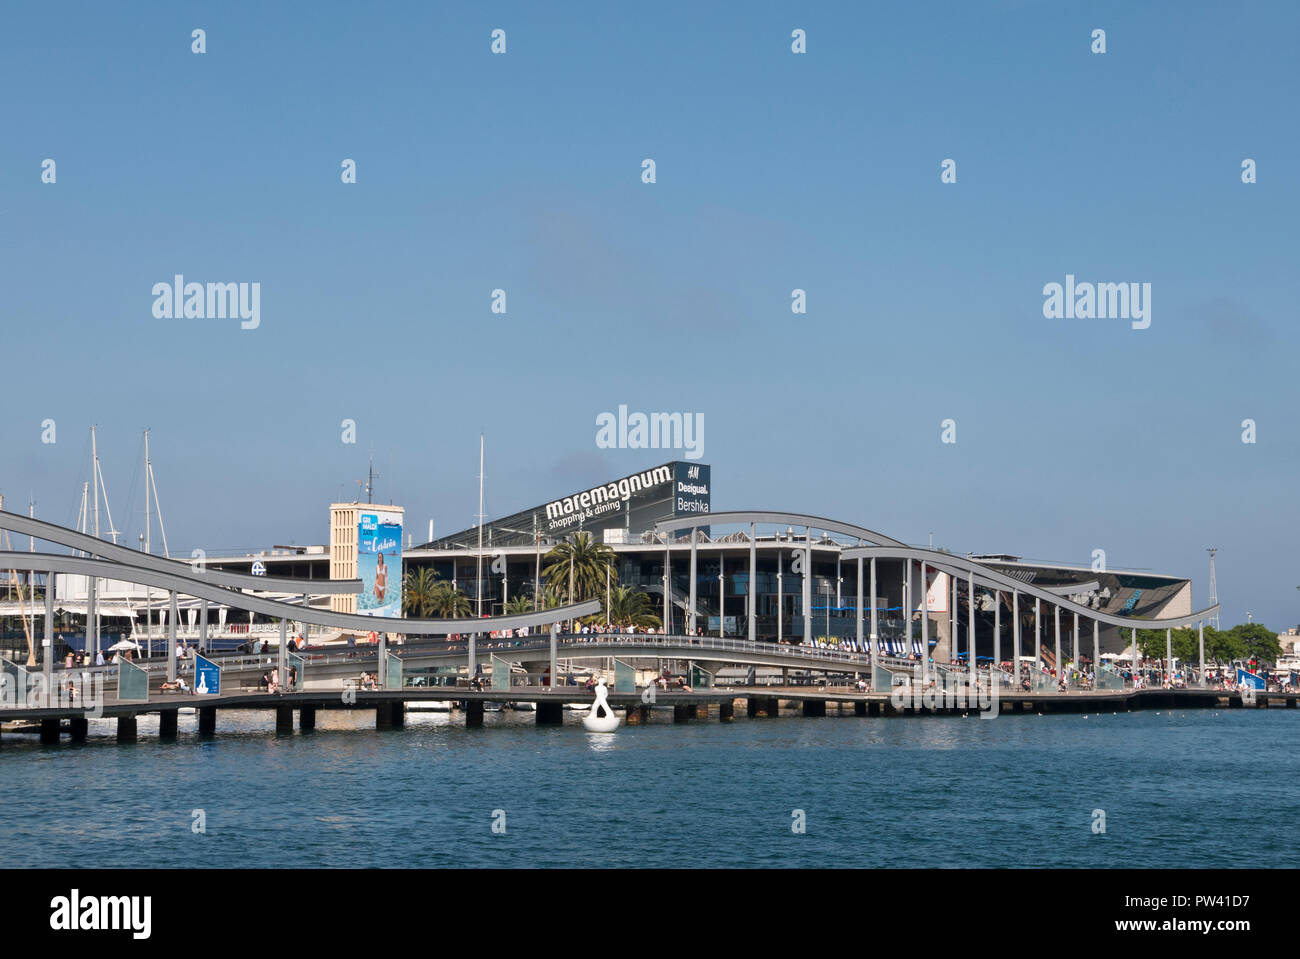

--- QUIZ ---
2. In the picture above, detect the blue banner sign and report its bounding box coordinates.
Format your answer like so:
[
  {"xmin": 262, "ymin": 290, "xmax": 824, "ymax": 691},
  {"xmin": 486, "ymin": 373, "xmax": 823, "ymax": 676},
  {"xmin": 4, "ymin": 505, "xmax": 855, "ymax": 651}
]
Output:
[{"xmin": 195, "ymin": 655, "xmax": 221, "ymax": 696}]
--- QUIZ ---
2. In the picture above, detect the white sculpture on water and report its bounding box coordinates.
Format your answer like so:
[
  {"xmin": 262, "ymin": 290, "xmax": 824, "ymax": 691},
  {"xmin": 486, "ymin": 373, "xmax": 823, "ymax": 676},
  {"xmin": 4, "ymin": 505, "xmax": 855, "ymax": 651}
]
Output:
[{"xmin": 582, "ymin": 678, "xmax": 620, "ymax": 732}]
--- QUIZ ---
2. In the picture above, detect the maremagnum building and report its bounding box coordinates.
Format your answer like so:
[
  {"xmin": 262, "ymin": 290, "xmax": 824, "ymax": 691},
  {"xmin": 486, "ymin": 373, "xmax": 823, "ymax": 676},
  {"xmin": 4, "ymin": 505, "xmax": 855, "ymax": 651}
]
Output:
[{"xmin": 204, "ymin": 460, "xmax": 1196, "ymax": 661}]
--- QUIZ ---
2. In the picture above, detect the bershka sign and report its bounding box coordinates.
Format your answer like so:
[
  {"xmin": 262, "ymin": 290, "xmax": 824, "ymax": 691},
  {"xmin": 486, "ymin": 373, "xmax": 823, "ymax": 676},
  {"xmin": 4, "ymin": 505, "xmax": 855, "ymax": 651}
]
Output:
[{"xmin": 545, "ymin": 466, "xmax": 672, "ymax": 525}]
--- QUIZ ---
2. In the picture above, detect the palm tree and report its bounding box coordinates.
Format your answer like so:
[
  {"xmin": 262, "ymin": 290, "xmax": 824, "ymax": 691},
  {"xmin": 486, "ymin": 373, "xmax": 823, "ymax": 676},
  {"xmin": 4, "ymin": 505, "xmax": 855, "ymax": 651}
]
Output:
[
  {"xmin": 428, "ymin": 581, "xmax": 472, "ymax": 618},
  {"xmin": 542, "ymin": 531, "xmax": 615, "ymax": 603},
  {"xmin": 505, "ymin": 595, "xmax": 534, "ymax": 616},
  {"xmin": 603, "ymin": 585, "xmax": 661, "ymax": 629},
  {"xmin": 402, "ymin": 568, "xmax": 441, "ymax": 617}
]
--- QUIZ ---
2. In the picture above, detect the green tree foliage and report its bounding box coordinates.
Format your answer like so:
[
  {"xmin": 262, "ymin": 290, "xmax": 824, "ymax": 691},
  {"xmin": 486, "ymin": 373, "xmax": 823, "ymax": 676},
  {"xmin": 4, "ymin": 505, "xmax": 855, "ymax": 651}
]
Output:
[
  {"xmin": 505, "ymin": 595, "xmax": 534, "ymax": 616},
  {"xmin": 402, "ymin": 568, "xmax": 441, "ymax": 617},
  {"xmin": 1135, "ymin": 623, "xmax": 1280, "ymax": 663},
  {"xmin": 427, "ymin": 581, "xmax": 472, "ymax": 618},
  {"xmin": 602, "ymin": 584, "xmax": 662, "ymax": 628},
  {"xmin": 542, "ymin": 531, "xmax": 616, "ymax": 603}
]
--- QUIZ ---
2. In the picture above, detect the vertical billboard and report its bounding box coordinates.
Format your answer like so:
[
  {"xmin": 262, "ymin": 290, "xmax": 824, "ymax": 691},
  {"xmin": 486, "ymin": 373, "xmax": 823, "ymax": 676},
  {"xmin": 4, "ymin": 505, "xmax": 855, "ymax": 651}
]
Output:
[
  {"xmin": 673, "ymin": 462, "xmax": 711, "ymax": 517},
  {"xmin": 357, "ymin": 509, "xmax": 403, "ymax": 617}
]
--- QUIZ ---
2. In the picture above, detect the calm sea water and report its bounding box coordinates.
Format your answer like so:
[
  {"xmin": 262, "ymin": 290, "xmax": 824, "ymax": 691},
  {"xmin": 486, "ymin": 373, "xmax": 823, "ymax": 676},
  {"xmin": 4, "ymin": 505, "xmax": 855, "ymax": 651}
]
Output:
[{"xmin": 2, "ymin": 707, "xmax": 1296, "ymax": 868}]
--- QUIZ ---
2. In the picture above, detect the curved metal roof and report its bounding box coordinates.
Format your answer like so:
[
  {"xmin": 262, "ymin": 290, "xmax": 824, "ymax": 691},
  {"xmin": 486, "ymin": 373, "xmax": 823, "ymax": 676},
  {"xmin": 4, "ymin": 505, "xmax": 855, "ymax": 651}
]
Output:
[
  {"xmin": 0, "ymin": 510, "xmax": 358, "ymax": 594},
  {"xmin": 842, "ymin": 545, "xmax": 1217, "ymax": 630},
  {"xmin": 1, "ymin": 552, "xmax": 600, "ymax": 635},
  {"xmin": 655, "ymin": 511, "xmax": 906, "ymax": 547}
]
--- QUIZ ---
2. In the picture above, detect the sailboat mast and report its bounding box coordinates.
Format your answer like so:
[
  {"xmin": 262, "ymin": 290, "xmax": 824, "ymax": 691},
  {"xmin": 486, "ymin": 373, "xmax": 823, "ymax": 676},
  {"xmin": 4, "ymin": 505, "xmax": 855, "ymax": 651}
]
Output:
[
  {"xmin": 91, "ymin": 425, "xmax": 100, "ymax": 539},
  {"xmin": 476, "ymin": 434, "xmax": 484, "ymax": 618},
  {"xmin": 144, "ymin": 429, "xmax": 151, "ymax": 556},
  {"xmin": 143, "ymin": 429, "xmax": 152, "ymax": 654}
]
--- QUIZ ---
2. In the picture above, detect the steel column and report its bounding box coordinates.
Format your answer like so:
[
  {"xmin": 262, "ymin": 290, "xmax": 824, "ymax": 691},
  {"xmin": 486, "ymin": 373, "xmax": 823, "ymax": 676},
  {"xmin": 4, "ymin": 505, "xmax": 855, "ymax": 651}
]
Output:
[
  {"xmin": 1012, "ymin": 591, "xmax": 1020, "ymax": 685},
  {"xmin": 1034, "ymin": 598, "xmax": 1041, "ymax": 674},
  {"xmin": 1072, "ymin": 610, "xmax": 1079, "ymax": 685},
  {"xmin": 869, "ymin": 557, "xmax": 878, "ymax": 661},
  {"xmin": 167, "ymin": 588, "xmax": 177, "ymax": 682},
  {"xmin": 1093, "ymin": 619, "xmax": 1100, "ymax": 687},
  {"xmin": 549, "ymin": 622, "xmax": 557, "ymax": 689},
  {"xmin": 802, "ymin": 529, "xmax": 812, "ymax": 642},
  {"xmin": 748, "ymin": 523, "xmax": 756, "ymax": 643},
  {"xmin": 1053, "ymin": 605, "xmax": 1061, "ymax": 687},
  {"xmin": 1170, "ymin": 623, "xmax": 1180, "ymax": 686},
  {"xmin": 920, "ymin": 561, "xmax": 928, "ymax": 686},
  {"xmin": 44, "ymin": 571, "xmax": 54, "ymax": 687},
  {"xmin": 88, "ymin": 574, "xmax": 98, "ymax": 665},
  {"xmin": 904, "ymin": 561, "xmax": 912, "ymax": 656},
  {"xmin": 993, "ymin": 589, "xmax": 1000, "ymax": 683},
  {"xmin": 856, "ymin": 556, "xmax": 864, "ymax": 654},
  {"xmin": 279, "ymin": 618, "xmax": 287, "ymax": 686},
  {"xmin": 1198, "ymin": 621, "xmax": 1205, "ymax": 687},
  {"xmin": 688, "ymin": 528, "xmax": 697, "ymax": 634},
  {"xmin": 967, "ymin": 570, "xmax": 976, "ymax": 686}
]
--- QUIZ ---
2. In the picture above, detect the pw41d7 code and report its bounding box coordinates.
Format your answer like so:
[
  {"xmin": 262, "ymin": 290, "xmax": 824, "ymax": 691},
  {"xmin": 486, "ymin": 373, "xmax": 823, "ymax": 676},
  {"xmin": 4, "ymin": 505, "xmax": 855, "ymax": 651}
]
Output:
[{"xmin": 1126, "ymin": 896, "xmax": 1249, "ymax": 910}]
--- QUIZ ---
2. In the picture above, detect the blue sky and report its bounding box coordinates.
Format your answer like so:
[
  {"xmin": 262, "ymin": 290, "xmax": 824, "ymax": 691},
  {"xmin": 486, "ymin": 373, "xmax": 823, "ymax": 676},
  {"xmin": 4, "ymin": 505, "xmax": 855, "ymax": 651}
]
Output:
[{"xmin": 2, "ymin": 1, "xmax": 1296, "ymax": 629}]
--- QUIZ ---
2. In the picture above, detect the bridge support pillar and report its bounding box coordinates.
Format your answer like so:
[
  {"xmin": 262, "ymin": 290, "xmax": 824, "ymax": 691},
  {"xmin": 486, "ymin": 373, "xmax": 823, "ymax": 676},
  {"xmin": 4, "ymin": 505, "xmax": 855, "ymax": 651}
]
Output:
[
  {"xmin": 390, "ymin": 702, "xmax": 405, "ymax": 729},
  {"xmin": 867, "ymin": 701, "xmax": 881, "ymax": 716},
  {"xmin": 536, "ymin": 701, "xmax": 563, "ymax": 725},
  {"xmin": 117, "ymin": 715, "xmax": 138, "ymax": 744},
  {"xmin": 768, "ymin": 697, "xmax": 782, "ymax": 716},
  {"xmin": 623, "ymin": 704, "xmax": 648, "ymax": 726},
  {"xmin": 1287, "ymin": 697, "xmax": 1296, "ymax": 709},
  {"xmin": 465, "ymin": 700, "xmax": 484, "ymax": 728},
  {"xmin": 802, "ymin": 700, "xmax": 826, "ymax": 717},
  {"xmin": 746, "ymin": 697, "xmax": 759, "ymax": 718},
  {"xmin": 854, "ymin": 701, "xmax": 867, "ymax": 717},
  {"xmin": 673, "ymin": 705, "xmax": 692, "ymax": 723},
  {"xmin": 40, "ymin": 718, "xmax": 61, "ymax": 744},
  {"xmin": 300, "ymin": 705, "xmax": 316, "ymax": 730},
  {"xmin": 158, "ymin": 711, "xmax": 178, "ymax": 739},
  {"xmin": 695, "ymin": 704, "xmax": 709, "ymax": 720},
  {"xmin": 68, "ymin": 717, "xmax": 87, "ymax": 742},
  {"xmin": 276, "ymin": 706, "xmax": 294, "ymax": 734},
  {"xmin": 198, "ymin": 707, "xmax": 216, "ymax": 736},
  {"xmin": 719, "ymin": 701, "xmax": 735, "ymax": 722}
]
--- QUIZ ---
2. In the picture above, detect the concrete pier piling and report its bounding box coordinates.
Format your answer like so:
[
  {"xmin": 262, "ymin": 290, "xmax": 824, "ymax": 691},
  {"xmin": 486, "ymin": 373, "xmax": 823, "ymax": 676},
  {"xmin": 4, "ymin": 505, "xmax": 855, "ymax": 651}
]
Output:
[
  {"xmin": 537, "ymin": 701, "xmax": 563, "ymax": 725},
  {"xmin": 159, "ymin": 710, "xmax": 178, "ymax": 739},
  {"xmin": 718, "ymin": 701, "xmax": 735, "ymax": 722},
  {"xmin": 198, "ymin": 707, "xmax": 216, "ymax": 736},
  {"xmin": 116, "ymin": 715, "xmax": 137, "ymax": 744},
  {"xmin": 300, "ymin": 705, "xmax": 316, "ymax": 730},
  {"xmin": 277, "ymin": 706, "xmax": 294, "ymax": 734},
  {"xmin": 465, "ymin": 700, "xmax": 484, "ymax": 727},
  {"xmin": 40, "ymin": 719, "xmax": 60, "ymax": 744}
]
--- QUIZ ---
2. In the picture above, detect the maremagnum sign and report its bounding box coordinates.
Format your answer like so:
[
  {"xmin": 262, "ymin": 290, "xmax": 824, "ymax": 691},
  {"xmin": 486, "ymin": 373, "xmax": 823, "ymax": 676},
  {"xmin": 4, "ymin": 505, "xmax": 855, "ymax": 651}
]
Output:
[
  {"xmin": 422, "ymin": 461, "xmax": 711, "ymax": 549},
  {"xmin": 545, "ymin": 465, "xmax": 672, "ymax": 526}
]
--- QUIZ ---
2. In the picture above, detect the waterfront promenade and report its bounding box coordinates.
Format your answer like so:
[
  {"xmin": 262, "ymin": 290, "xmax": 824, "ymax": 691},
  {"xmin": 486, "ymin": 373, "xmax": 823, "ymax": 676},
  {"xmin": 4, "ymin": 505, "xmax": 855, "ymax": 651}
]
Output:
[{"xmin": 3, "ymin": 676, "xmax": 1293, "ymax": 745}]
